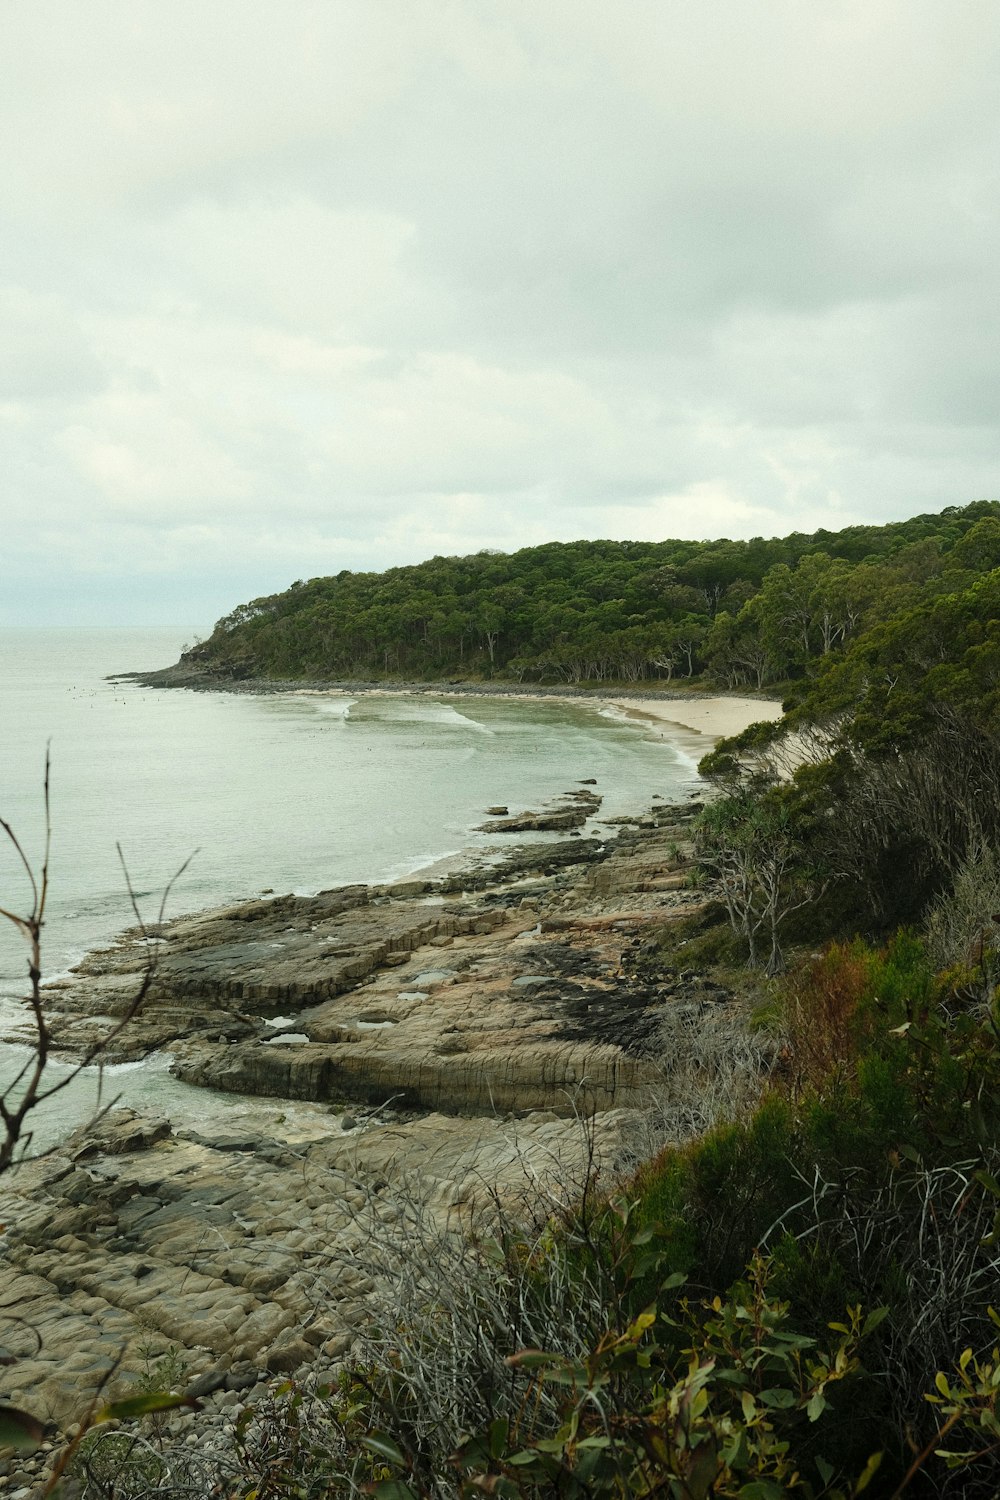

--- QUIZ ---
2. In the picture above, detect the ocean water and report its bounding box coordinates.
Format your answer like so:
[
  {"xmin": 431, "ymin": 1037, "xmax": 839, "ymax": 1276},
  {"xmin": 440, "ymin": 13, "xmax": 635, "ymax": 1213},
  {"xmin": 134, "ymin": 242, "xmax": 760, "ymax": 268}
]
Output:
[{"xmin": 0, "ymin": 628, "xmax": 702, "ymax": 1145}]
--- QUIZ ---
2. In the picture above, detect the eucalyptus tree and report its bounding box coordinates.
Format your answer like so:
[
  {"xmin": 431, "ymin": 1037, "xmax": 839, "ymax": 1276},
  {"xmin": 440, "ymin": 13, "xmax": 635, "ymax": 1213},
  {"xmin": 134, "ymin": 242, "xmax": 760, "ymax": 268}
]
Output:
[{"xmin": 695, "ymin": 782, "xmax": 817, "ymax": 976}]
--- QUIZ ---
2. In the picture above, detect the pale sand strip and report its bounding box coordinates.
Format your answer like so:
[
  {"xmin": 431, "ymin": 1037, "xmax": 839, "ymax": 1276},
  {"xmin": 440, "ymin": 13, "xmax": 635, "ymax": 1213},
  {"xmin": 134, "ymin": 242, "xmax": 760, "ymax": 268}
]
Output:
[
  {"xmin": 606, "ymin": 695, "xmax": 783, "ymax": 745},
  {"xmin": 605, "ymin": 696, "xmax": 810, "ymax": 780}
]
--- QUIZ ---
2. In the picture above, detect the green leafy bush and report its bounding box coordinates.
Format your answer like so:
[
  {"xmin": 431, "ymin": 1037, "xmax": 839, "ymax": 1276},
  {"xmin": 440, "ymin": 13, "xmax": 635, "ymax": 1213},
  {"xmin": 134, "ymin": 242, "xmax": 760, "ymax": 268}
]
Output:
[{"xmin": 369, "ymin": 1254, "xmax": 883, "ymax": 1499}]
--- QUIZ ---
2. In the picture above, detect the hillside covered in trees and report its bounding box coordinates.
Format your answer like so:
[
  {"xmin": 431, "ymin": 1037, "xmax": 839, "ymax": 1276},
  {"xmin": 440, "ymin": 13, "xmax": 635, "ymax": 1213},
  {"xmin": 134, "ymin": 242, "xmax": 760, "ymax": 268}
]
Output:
[{"xmin": 177, "ymin": 500, "xmax": 1000, "ymax": 690}]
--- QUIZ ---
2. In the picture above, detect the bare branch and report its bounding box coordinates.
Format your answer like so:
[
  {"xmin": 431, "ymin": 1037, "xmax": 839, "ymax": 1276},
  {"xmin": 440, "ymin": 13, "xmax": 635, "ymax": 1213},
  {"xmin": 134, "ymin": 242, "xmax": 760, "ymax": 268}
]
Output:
[{"xmin": 1, "ymin": 766, "xmax": 195, "ymax": 1173}]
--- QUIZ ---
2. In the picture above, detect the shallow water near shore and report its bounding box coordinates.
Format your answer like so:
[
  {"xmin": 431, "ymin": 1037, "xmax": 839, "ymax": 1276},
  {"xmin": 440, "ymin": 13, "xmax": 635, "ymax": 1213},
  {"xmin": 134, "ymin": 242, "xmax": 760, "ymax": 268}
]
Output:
[
  {"xmin": 0, "ymin": 627, "xmax": 703, "ymax": 1141},
  {"xmin": 0, "ymin": 1041, "xmax": 337, "ymax": 1158}
]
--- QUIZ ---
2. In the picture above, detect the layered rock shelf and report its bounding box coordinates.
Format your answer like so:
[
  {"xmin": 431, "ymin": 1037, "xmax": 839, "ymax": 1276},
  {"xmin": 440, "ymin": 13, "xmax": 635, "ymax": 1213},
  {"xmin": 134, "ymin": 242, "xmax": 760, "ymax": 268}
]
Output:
[{"xmin": 0, "ymin": 795, "xmax": 730, "ymax": 1449}]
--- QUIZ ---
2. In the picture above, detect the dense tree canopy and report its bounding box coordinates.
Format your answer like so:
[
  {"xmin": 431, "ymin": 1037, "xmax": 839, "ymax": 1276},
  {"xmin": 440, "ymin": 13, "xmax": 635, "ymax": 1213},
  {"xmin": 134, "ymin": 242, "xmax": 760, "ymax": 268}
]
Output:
[
  {"xmin": 181, "ymin": 501, "xmax": 1000, "ymax": 690},
  {"xmin": 682, "ymin": 503, "xmax": 1000, "ymax": 938}
]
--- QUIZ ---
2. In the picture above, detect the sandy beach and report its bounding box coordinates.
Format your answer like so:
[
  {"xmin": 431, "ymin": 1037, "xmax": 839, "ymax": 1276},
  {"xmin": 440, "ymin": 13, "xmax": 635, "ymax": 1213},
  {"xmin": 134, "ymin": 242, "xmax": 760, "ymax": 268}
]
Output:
[
  {"xmin": 607, "ymin": 694, "xmax": 783, "ymax": 741},
  {"xmin": 601, "ymin": 695, "xmax": 783, "ymax": 769}
]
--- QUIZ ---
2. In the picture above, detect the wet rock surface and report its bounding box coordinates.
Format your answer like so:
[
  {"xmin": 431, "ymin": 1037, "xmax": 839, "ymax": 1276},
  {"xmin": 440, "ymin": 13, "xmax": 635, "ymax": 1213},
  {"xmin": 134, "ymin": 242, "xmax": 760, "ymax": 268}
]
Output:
[
  {"xmin": 0, "ymin": 800, "xmax": 730, "ymax": 1447},
  {"xmin": 24, "ymin": 802, "xmax": 704, "ymax": 1119},
  {"xmin": 476, "ymin": 786, "xmax": 602, "ymax": 832}
]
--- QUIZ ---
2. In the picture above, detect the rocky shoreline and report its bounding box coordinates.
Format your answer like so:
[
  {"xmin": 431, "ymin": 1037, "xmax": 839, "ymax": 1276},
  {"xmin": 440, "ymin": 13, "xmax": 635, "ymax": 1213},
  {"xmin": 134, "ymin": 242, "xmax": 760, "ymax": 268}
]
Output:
[{"xmin": 0, "ymin": 792, "xmax": 734, "ymax": 1488}]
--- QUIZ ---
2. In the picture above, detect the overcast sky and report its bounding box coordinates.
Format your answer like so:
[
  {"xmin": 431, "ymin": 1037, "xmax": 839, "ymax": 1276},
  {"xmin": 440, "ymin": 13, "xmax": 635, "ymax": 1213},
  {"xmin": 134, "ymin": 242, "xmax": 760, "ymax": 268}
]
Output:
[{"xmin": 2, "ymin": 1, "xmax": 998, "ymax": 628}]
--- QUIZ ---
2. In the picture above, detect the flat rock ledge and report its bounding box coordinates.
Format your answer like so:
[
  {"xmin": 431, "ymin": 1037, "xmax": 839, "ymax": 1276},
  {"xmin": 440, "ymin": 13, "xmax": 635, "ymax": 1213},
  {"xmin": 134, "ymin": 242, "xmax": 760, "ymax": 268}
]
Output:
[
  {"xmin": 26, "ymin": 801, "xmax": 707, "ymax": 1118},
  {"xmin": 0, "ymin": 1104, "xmax": 631, "ymax": 1446},
  {"xmin": 0, "ymin": 801, "xmax": 733, "ymax": 1459}
]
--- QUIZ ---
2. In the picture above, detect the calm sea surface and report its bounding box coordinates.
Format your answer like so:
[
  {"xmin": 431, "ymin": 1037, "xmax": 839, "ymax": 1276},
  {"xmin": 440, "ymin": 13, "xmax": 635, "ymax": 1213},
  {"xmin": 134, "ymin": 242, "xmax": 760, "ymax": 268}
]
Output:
[{"xmin": 0, "ymin": 628, "xmax": 702, "ymax": 1145}]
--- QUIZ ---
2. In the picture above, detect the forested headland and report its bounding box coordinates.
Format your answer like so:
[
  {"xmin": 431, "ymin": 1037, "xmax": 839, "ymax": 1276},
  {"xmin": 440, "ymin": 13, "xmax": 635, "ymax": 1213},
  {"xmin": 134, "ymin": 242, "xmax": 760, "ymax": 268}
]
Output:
[{"xmin": 174, "ymin": 499, "xmax": 1000, "ymax": 691}]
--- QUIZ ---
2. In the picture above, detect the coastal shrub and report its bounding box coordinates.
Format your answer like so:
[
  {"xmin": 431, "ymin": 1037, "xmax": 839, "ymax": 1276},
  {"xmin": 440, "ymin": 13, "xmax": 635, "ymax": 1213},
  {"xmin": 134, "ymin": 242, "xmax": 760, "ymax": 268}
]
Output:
[
  {"xmin": 771, "ymin": 936, "xmax": 1000, "ymax": 1480},
  {"xmin": 225, "ymin": 1375, "xmax": 389, "ymax": 1497},
  {"xmin": 164, "ymin": 1186, "xmax": 704, "ymax": 1499},
  {"xmin": 343, "ymin": 1185, "xmax": 671, "ymax": 1492},
  {"xmin": 204, "ymin": 1232, "xmax": 885, "ymax": 1499},
  {"xmin": 68, "ymin": 1430, "xmax": 170, "ymax": 1496},
  {"xmin": 371, "ymin": 1253, "xmax": 883, "ymax": 1499},
  {"xmin": 782, "ymin": 942, "xmax": 871, "ymax": 1091},
  {"xmin": 620, "ymin": 998, "xmax": 780, "ymax": 1161},
  {"xmin": 694, "ymin": 783, "xmax": 820, "ymax": 975},
  {"xmin": 924, "ymin": 843, "xmax": 1000, "ymax": 1014},
  {"xmin": 652, "ymin": 904, "xmax": 747, "ymax": 969},
  {"xmin": 920, "ymin": 1341, "xmax": 1000, "ymax": 1489},
  {"xmin": 602, "ymin": 930, "xmax": 1000, "ymax": 1484},
  {"xmin": 623, "ymin": 938, "xmax": 940, "ymax": 1293}
]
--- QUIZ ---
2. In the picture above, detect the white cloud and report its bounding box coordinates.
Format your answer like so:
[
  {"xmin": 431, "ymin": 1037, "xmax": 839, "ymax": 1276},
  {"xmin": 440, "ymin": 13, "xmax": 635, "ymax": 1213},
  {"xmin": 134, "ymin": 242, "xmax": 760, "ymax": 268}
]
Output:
[
  {"xmin": 0, "ymin": 288, "xmax": 105, "ymax": 401},
  {"xmin": 0, "ymin": 1, "xmax": 998, "ymax": 625}
]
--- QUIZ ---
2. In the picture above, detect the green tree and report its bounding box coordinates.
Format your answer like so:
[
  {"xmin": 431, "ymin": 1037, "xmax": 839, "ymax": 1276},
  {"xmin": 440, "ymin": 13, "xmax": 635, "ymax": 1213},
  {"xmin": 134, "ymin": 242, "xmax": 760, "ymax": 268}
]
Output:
[{"xmin": 696, "ymin": 784, "xmax": 815, "ymax": 974}]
